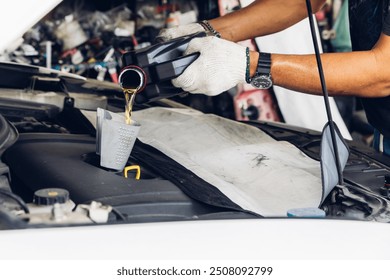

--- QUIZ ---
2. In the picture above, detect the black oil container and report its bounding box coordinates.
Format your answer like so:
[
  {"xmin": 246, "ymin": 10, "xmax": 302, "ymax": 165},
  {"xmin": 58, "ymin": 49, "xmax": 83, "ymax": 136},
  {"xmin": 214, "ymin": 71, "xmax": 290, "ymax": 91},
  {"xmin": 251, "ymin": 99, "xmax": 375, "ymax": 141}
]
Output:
[{"xmin": 120, "ymin": 32, "xmax": 206, "ymax": 103}]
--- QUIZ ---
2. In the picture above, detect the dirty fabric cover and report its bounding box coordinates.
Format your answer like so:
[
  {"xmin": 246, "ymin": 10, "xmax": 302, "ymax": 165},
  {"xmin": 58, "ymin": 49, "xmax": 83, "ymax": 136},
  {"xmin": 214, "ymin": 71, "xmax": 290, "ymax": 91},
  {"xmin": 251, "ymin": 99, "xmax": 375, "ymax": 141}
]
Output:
[{"xmin": 132, "ymin": 107, "xmax": 322, "ymax": 217}]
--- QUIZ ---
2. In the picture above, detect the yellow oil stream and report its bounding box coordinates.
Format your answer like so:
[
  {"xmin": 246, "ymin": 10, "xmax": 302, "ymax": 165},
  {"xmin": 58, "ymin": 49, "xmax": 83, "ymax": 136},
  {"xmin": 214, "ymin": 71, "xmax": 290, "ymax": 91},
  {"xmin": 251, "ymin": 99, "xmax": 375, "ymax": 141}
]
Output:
[{"xmin": 123, "ymin": 87, "xmax": 138, "ymax": 125}]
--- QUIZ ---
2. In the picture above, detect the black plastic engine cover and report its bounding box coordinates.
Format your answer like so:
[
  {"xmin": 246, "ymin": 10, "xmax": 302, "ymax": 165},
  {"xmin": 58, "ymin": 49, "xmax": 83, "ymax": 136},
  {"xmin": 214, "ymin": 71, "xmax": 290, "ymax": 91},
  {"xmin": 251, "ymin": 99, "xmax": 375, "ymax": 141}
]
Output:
[{"xmin": 3, "ymin": 133, "xmax": 253, "ymax": 222}]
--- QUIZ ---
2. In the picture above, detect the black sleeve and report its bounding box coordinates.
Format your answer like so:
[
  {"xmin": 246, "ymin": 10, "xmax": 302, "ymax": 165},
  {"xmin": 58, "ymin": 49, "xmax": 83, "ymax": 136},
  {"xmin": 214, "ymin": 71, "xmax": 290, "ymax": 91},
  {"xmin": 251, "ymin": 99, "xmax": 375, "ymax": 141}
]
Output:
[{"xmin": 383, "ymin": 13, "xmax": 390, "ymax": 35}]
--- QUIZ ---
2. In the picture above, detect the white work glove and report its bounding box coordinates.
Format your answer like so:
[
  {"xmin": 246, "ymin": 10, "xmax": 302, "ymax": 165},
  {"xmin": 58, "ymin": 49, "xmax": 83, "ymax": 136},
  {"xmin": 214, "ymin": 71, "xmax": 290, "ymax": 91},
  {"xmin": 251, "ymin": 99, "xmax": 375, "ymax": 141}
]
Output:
[
  {"xmin": 172, "ymin": 36, "xmax": 247, "ymax": 96},
  {"xmin": 156, "ymin": 23, "xmax": 204, "ymax": 42}
]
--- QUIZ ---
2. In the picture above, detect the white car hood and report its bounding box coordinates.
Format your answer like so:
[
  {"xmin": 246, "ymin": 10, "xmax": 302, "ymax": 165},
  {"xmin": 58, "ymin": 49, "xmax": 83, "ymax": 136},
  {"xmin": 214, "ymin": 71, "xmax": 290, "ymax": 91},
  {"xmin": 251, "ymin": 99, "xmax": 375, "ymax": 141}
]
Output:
[{"xmin": 0, "ymin": 0, "xmax": 63, "ymax": 54}]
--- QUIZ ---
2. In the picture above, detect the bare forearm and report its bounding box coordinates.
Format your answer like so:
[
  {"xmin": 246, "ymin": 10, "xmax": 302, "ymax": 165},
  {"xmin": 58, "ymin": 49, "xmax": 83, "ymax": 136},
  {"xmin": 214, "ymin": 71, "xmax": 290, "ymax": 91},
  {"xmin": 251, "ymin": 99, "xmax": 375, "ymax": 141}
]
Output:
[
  {"xmin": 209, "ymin": 0, "xmax": 326, "ymax": 42},
  {"xmin": 246, "ymin": 33, "xmax": 390, "ymax": 98},
  {"xmin": 271, "ymin": 52, "xmax": 380, "ymax": 97}
]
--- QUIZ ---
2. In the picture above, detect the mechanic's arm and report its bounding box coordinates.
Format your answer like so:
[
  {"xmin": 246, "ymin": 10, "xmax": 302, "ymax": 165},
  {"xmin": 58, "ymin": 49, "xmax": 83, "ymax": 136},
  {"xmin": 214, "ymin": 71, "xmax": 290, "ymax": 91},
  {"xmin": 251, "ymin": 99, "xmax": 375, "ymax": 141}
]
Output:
[
  {"xmin": 210, "ymin": 0, "xmax": 326, "ymax": 42},
  {"xmin": 172, "ymin": 33, "xmax": 390, "ymax": 98},
  {"xmin": 158, "ymin": 0, "xmax": 326, "ymax": 42},
  {"xmin": 269, "ymin": 32, "xmax": 390, "ymax": 98}
]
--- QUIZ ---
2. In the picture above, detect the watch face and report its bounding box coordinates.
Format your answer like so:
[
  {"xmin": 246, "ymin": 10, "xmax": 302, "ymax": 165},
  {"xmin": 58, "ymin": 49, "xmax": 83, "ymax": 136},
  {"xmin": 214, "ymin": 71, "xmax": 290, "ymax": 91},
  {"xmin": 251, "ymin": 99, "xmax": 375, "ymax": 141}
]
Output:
[{"xmin": 251, "ymin": 75, "xmax": 272, "ymax": 89}]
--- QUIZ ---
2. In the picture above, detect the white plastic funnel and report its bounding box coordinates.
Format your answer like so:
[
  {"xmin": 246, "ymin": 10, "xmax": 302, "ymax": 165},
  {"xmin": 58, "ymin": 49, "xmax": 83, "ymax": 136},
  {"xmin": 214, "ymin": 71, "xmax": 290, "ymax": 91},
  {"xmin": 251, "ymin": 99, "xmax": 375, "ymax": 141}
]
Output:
[{"xmin": 96, "ymin": 108, "xmax": 140, "ymax": 171}]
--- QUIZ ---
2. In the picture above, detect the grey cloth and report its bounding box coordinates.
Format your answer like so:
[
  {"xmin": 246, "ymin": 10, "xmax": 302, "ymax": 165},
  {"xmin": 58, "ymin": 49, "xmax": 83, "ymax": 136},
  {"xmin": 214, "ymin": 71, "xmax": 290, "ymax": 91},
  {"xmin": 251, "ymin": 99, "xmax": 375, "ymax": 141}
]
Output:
[
  {"xmin": 320, "ymin": 122, "xmax": 350, "ymax": 201},
  {"xmin": 132, "ymin": 107, "xmax": 323, "ymax": 217}
]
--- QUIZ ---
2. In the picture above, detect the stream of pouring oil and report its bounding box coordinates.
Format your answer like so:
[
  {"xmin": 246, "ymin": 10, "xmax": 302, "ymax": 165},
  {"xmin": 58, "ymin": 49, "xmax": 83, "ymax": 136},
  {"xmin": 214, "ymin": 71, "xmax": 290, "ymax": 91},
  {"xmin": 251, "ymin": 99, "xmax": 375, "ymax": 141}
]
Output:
[{"xmin": 123, "ymin": 87, "xmax": 138, "ymax": 125}]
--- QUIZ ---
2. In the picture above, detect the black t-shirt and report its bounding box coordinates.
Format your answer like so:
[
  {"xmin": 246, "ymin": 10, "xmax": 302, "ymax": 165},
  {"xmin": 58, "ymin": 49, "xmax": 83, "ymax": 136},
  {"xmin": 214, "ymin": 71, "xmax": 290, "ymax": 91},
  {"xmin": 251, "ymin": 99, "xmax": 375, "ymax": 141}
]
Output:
[{"xmin": 349, "ymin": 0, "xmax": 390, "ymax": 137}]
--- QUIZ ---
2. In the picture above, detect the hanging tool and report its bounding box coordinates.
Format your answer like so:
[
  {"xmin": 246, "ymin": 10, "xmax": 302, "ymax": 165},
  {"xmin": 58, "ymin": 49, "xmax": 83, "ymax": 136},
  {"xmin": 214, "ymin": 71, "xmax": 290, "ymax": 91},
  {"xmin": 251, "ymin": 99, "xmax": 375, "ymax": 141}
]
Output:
[{"xmin": 305, "ymin": 0, "xmax": 349, "ymax": 203}]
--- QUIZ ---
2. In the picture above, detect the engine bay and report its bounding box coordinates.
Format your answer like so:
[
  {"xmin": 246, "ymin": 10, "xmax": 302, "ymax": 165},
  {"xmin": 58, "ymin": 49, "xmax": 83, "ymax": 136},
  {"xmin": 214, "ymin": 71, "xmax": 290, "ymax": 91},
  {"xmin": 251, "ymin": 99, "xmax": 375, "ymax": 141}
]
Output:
[{"xmin": 0, "ymin": 62, "xmax": 389, "ymax": 229}]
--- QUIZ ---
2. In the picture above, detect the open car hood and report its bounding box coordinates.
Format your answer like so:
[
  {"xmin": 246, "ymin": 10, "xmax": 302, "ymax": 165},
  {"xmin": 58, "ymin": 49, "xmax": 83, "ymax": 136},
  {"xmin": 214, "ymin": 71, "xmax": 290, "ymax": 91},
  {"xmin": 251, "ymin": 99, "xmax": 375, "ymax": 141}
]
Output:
[{"xmin": 0, "ymin": 1, "xmax": 63, "ymax": 53}]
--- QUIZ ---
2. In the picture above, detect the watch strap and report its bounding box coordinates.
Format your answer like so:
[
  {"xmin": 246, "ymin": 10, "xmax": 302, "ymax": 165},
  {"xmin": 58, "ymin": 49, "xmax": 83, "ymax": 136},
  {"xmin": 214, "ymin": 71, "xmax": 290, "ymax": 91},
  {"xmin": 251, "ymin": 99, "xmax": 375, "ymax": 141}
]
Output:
[
  {"xmin": 245, "ymin": 47, "xmax": 251, "ymax": 83},
  {"xmin": 256, "ymin": 52, "xmax": 271, "ymax": 75}
]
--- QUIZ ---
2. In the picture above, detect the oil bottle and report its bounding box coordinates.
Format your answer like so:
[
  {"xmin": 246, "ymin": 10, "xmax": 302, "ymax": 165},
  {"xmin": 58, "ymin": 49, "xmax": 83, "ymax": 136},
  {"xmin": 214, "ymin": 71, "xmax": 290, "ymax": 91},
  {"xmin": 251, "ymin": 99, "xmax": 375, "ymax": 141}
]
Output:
[{"xmin": 119, "ymin": 32, "xmax": 206, "ymax": 104}]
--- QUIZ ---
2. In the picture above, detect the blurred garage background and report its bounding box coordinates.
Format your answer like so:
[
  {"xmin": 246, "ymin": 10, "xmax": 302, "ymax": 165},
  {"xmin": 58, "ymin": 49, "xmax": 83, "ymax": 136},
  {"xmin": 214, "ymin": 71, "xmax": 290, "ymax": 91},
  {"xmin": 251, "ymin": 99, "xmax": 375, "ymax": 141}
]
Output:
[{"xmin": 0, "ymin": 0, "xmax": 372, "ymax": 145}]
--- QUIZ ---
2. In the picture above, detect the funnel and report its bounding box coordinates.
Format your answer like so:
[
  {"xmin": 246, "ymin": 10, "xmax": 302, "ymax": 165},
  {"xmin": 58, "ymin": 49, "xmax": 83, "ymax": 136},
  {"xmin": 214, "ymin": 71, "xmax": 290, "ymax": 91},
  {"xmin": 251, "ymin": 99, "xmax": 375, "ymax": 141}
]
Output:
[{"xmin": 96, "ymin": 108, "xmax": 140, "ymax": 171}]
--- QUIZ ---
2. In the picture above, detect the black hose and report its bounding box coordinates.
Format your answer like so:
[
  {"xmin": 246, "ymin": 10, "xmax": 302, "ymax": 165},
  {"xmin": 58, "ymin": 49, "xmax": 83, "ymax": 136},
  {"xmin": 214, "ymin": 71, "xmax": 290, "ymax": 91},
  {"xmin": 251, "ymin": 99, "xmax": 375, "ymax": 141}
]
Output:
[
  {"xmin": 110, "ymin": 207, "xmax": 126, "ymax": 221},
  {"xmin": 0, "ymin": 189, "xmax": 30, "ymax": 214},
  {"xmin": 0, "ymin": 208, "xmax": 27, "ymax": 230}
]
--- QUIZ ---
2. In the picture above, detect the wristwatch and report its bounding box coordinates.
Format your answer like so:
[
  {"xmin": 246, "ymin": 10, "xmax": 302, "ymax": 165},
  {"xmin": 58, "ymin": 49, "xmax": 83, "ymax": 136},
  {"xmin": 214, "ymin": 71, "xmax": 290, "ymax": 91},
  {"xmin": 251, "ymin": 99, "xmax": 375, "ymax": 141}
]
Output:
[{"xmin": 250, "ymin": 52, "xmax": 273, "ymax": 89}]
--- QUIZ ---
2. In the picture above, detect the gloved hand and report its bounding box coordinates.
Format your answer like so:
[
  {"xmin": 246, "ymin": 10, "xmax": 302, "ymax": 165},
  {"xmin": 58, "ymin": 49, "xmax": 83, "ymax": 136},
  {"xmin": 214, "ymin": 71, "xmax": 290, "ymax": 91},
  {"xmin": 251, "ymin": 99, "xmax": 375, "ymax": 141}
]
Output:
[
  {"xmin": 156, "ymin": 23, "xmax": 205, "ymax": 42},
  {"xmin": 172, "ymin": 36, "xmax": 247, "ymax": 96}
]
